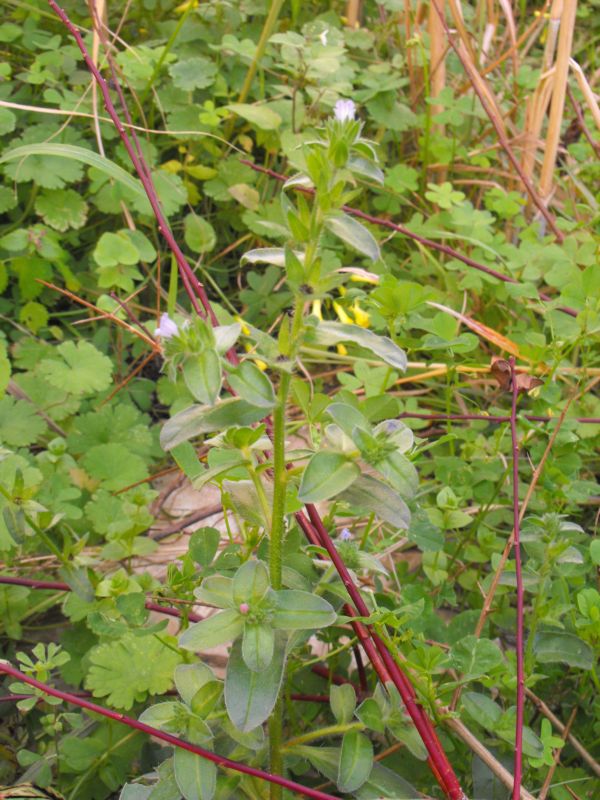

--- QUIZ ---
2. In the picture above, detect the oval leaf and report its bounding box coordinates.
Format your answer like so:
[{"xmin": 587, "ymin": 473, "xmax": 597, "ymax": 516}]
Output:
[
  {"xmin": 338, "ymin": 731, "xmax": 373, "ymax": 793},
  {"xmin": 272, "ymin": 590, "xmax": 337, "ymax": 630},
  {"xmin": 325, "ymin": 212, "xmax": 380, "ymax": 261},
  {"xmin": 227, "ymin": 103, "xmax": 282, "ymax": 130},
  {"xmin": 242, "ymin": 622, "xmax": 275, "ymax": 671},
  {"xmin": 160, "ymin": 398, "xmax": 267, "ymax": 451},
  {"xmin": 227, "ymin": 361, "xmax": 275, "ymax": 408},
  {"xmin": 298, "ymin": 451, "xmax": 360, "ymax": 503},
  {"xmin": 233, "ymin": 559, "xmax": 270, "ymax": 607},
  {"xmin": 183, "ymin": 351, "xmax": 222, "ymax": 405},
  {"xmin": 174, "ymin": 748, "xmax": 216, "ymax": 800},
  {"xmin": 179, "ymin": 609, "xmax": 243, "ymax": 652},
  {"xmin": 225, "ymin": 635, "xmax": 286, "ymax": 732},
  {"xmin": 190, "ymin": 680, "xmax": 223, "ymax": 718},
  {"xmin": 312, "ymin": 321, "xmax": 407, "ymax": 371}
]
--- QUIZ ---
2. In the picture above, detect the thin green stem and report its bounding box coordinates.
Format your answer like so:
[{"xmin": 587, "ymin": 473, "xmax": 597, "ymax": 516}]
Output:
[
  {"xmin": 283, "ymin": 721, "xmax": 364, "ymax": 750},
  {"xmin": 237, "ymin": 0, "xmax": 285, "ymax": 105}
]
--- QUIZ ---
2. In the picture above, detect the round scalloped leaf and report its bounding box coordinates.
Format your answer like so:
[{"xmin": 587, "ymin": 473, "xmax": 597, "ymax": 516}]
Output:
[{"xmin": 34, "ymin": 189, "xmax": 88, "ymax": 231}]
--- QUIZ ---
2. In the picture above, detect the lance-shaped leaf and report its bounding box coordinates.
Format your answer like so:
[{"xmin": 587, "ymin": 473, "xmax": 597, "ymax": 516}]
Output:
[
  {"xmin": 179, "ymin": 608, "xmax": 243, "ymax": 652},
  {"xmin": 354, "ymin": 763, "xmax": 418, "ymax": 799},
  {"xmin": 376, "ymin": 452, "xmax": 418, "ymax": 499},
  {"xmin": 242, "ymin": 622, "xmax": 275, "ymax": 671},
  {"xmin": 338, "ymin": 731, "xmax": 373, "ymax": 793},
  {"xmin": 225, "ymin": 635, "xmax": 286, "ymax": 732},
  {"xmin": 241, "ymin": 248, "xmax": 303, "ymax": 267},
  {"xmin": 298, "ymin": 451, "xmax": 360, "ymax": 503},
  {"xmin": 213, "ymin": 323, "xmax": 241, "ymax": 354},
  {"xmin": 183, "ymin": 350, "xmax": 222, "ymax": 405},
  {"xmin": 227, "ymin": 361, "xmax": 275, "ymax": 408},
  {"xmin": 272, "ymin": 590, "xmax": 337, "ymax": 630},
  {"xmin": 174, "ymin": 748, "xmax": 216, "ymax": 800},
  {"xmin": 232, "ymin": 559, "xmax": 271, "ymax": 606},
  {"xmin": 311, "ymin": 321, "xmax": 407, "ymax": 371},
  {"xmin": 325, "ymin": 212, "xmax": 380, "ymax": 261},
  {"xmin": 338, "ymin": 474, "xmax": 411, "ymax": 529},
  {"xmin": 347, "ymin": 156, "xmax": 384, "ymax": 185},
  {"xmin": 160, "ymin": 398, "xmax": 266, "ymax": 450}
]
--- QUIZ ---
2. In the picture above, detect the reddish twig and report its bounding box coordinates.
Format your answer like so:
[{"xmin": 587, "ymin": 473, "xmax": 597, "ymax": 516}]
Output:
[
  {"xmin": 298, "ymin": 508, "xmax": 466, "ymax": 800},
  {"xmin": 509, "ymin": 356, "xmax": 525, "ymax": 800},
  {"xmin": 48, "ymin": 0, "xmax": 215, "ymax": 323},
  {"xmin": 0, "ymin": 662, "xmax": 339, "ymax": 800},
  {"xmin": 240, "ymin": 160, "xmax": 577, "ymax": 318},
  {"xmin": 0, "ymin": 575, "xmax": 202, "ymax": 623}
]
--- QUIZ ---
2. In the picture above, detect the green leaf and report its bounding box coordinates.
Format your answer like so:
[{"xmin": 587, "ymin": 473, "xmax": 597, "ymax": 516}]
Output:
[
  {"xmin": 338, "ymin": 474, "xmax": 411, "ymax": 529},
  {"xmin": 533, "ymin": 631, "xmax": 594, "ymax": 670},
  {"xmin": 179, "ymin": 608, "xmax": 244, "ymax": 652},
  {"xmin": 354, "ymin": 762, "xmax": 418, "ymax": 799},
  {"xmin": 312, "ymin": 321, "xmax": 407, "ymax": 370},
  {"xmin": 227, "ymin": 362, "xmax": 275, "ymax": 408},
  {"xmin": 184, "ymin": 214, "xmax": 217, "ymax": 254},
  {"xmin": 94, "ymin": 231, "xmax": 140, "ymax": 267},
  {"xmin": 233, "ymin": 560, "xmax": 270, "ymax": 607},
  {"xmin": 241, "ymin": 248, "xmax": 288, "ymax": 267},
  {"xmin": 39, "ymin": 341, "xmax": 113, "ymax": 396},
  {"xmin": 0, "ymin": 107, "xmax": 16, "ymax": 135},
  {"xmin": 450, "ymin": 636, "xmax": 504, "ymax": 677},
  {"xmin": 330, "ymin": 683, "xmax": 356, "ymax": 725},
  {"xmin": 35, "ymin": 188, "xmax": 88, "ymax": 231},
  {"xmin": 227, "ymin": 103, "xmax": 282, "ymax": 130},
  {"xmin": 224, "ymin": 634, "xmax": 286, "ymax": 732},
  {"xmin": 242, "ymin": 622, "xmax": 275, "ymax": 671},
  {"xmin": 183, "ymin": 351, "xmax": 222, "ymax": 405},
  {"xmin": 194, "ymin": 576, "xmax": 234, "ymax": 608},
  {"xmin": 169, "ymin": 56, "xmax": 218, "ymax": 91},
  {"xmin": 462, "ymin": 692, "xmax": 502, "ymax": 730},
  {"xmin": 160, "ymin": 399, "xmax": 267, "ymax": 451},
  {"xmin": 290, "ymin": 746, "xmax": 339, "ymax": 782},
  {"xmin": 0, "ymin": 143, "xmax": 145, "ymax": 197},
  {"xmin": 174, "ymin": 748, "xmax": 216, "ymax": 800},
  {"xmin": 86, "ymin": 633, "xmax": 182, "ymax": 709},
  {"xmin": 338, "ymin": 731, "xmax": 373, "ymax": 793},
  {"xmin": 190, "ymin": 680, "xmax": 223, "ymax": 718},
  {"xmin": 355, "ymin": 698, "xmax": 386, "ymax": 734},
  {"xmin": 298, "ymin": 451, "xmax": 360, "ymax": 503},
  {"xmin": 272, "ymin": 590, "xmax": 337, "ymax": 630},
  {"xmin": 0, "ymin": 396, "xmax": 47, "ymax": 446},
  {"xmin": 325, "ymin": 212, "xmax": 380, "ymax": 261},
  {"xmin": 175, "ymin": 663, "xmax": 216, "ymax": 706},
  {"xmin": 138, "ymin": 701, "xmax": 182, "ymax": 729},
  {"xmin": 82, "ymin": 444, "xmax": 148, "ymax": 491},
  {"xmin": 189, "ymin": 528, "xmax": 221, "ymax": 567},
  {"xmin": 376, "ymin": 452, "xmax": 418, "ymax": 499}
]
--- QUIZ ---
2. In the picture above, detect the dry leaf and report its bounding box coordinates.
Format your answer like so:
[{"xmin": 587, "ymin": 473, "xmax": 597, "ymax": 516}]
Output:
[{"xmin": 490, "ymin": 357, "xmax": 543, "ymax": 394}]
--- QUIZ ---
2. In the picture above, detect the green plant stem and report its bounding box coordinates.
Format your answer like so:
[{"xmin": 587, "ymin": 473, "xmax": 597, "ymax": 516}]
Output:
[
  {"xmin": 238, "ymin": 0, "xmax": 285, "ymax": 105},
  {"xmin": 268, "ymin": 295, "xmax": 306, "ymax": 800},
  {"xmin": 283, "ymin": 721, "xmax": 363, "ymax": 750}
]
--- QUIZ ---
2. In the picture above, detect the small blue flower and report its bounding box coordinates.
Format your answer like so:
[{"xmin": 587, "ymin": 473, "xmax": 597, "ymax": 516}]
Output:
[
  {"xmin": 339, "ymin": 527, "xmax": 352, "ymax": 541},
  {"xmin": 334, "ymin": 99, "xmax": 356, "ymax": 122}
]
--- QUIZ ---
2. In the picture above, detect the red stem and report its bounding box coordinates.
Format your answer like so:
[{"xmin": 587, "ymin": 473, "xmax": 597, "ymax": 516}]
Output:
[
  {"xmin": 509, "ymin": 357, "xmax": 525, "ymax": 799},
  {"xmin": 299, "ymin": 508, "xmax": 465, "ymax": 800},
  {"xmin": 48, "ymin": 0, "xmax": 216, "ymax": 324},
  {"xmin": 240, "ymin": 159, "xmax": 576, "ymax": 318},
  {"xmin": 0, "ymin": 576, "xmax": 202, "ymax": 623},
  {"xmin": 0, "ymin": 663, "xmax": 339, "ymax": 800},
  {"xmin": 397, "ymin": 412, "xmax": 600, "ymax": 425}
]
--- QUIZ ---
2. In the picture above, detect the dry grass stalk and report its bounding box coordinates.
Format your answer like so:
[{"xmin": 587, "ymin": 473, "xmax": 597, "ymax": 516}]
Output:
[
  {"xmin": 345, "ymin": 0, "xmax": 361, "ymax": 28},
  {"xmin": 569, "ymin": 58, "xmax": 600, "ymax": 133},
  {"xmin": 429, "ymin": 0, "xmax": 447, "ymax": 127},
  {"xmin": 539, "ymin": 0, "xmax": 578, "ymax": 201},
  {"xmin": 521, "ymin": 68, "xmax": 555, "ymax": 182}
]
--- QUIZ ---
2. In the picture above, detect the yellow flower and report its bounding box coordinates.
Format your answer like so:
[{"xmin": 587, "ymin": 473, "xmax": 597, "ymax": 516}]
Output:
[{"xmin": 351, "ymin": 300, "xmax": 370, "ymax": 328}]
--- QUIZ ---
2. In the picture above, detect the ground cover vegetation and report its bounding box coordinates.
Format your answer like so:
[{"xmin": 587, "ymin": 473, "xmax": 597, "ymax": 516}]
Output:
[{"xmin": 0, "ymin": 0, "xmax": 598, "ymax": 799}]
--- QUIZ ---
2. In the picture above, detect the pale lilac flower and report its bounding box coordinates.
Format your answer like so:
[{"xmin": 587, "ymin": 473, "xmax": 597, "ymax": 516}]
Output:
[
  {"xmin": 319, "ymin": 29, "xmax": 328, "ymax": 46},
  {"xmin": 155, "ymin": 313, "xmax": 179, "ymax": 339},
  {"xmin": 339, "ymin": 528, "xmax": 352, "ymax": 541},
  {"xmin": 334, "ymin": 99, "xmax": 356, "ymax": 123},
  {"xmin": 239, "ymin": 603, "xmax": 250, "ymax": 615}
]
